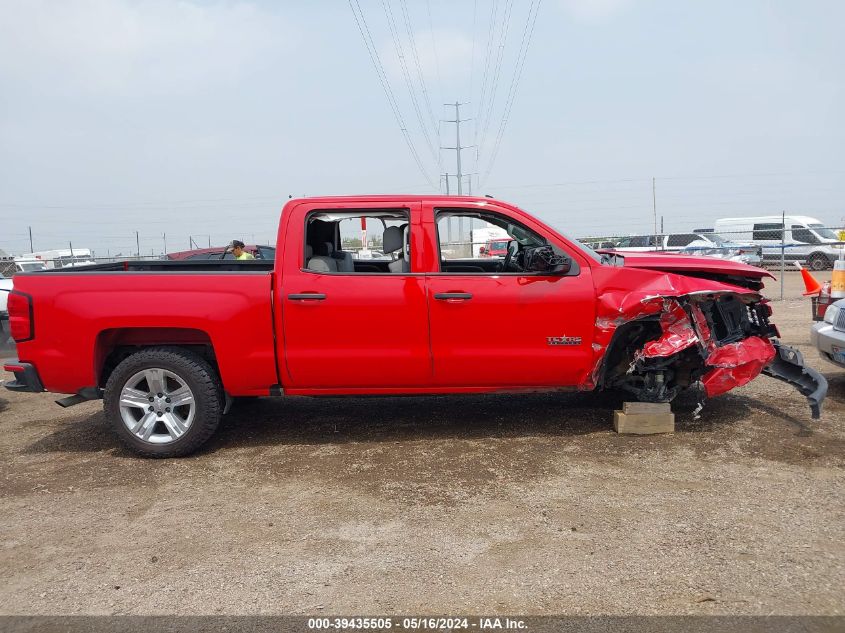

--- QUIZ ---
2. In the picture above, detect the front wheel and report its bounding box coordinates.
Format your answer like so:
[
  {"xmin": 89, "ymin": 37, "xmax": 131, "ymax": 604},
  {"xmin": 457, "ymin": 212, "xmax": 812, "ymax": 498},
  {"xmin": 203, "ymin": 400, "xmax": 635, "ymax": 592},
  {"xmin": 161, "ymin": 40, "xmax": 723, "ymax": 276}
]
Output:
[{"xmin": 103, "ymin": 347, "xmax": 223, "ymax": 457}]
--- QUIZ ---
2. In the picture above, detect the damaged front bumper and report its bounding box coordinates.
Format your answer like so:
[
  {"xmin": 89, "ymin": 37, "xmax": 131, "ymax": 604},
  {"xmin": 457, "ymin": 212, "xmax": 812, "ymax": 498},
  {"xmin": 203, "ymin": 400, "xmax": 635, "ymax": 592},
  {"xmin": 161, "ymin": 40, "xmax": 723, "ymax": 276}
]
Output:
[
  {"xmin": 599, "ymin": 291, "xmax": 828, "ymax": 420},
  {"xmin": 761, "ymin": 342, "xmax": 828, "ymax": 419}
]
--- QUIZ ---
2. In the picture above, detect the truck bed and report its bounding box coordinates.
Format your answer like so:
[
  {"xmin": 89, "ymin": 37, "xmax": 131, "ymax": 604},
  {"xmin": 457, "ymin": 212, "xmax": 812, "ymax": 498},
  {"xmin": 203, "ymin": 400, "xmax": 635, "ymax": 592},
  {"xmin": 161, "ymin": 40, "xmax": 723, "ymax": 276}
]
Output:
[
  {"xmin": 38, "ymin": 259, "xmax": 275, "ymax": 273},
  {"xmin": 11, "ymin": 264, "xmax": 279, "ymax": 396}
]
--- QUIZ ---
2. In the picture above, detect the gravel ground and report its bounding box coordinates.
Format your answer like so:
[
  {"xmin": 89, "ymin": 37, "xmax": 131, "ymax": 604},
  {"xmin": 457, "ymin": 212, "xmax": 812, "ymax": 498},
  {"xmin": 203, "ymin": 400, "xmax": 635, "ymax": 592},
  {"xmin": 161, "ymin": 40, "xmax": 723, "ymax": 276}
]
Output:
[{"xmin": 0, "ymin": 272, "xmax": 842, "ymax": 615}]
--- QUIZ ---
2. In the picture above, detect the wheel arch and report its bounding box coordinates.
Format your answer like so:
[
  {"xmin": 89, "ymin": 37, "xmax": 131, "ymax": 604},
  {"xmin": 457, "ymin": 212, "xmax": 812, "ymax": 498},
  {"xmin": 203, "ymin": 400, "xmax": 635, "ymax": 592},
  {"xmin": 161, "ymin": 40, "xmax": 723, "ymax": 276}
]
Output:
[
  {"xmin": 95, "ymin": 328, "xmax": 218, "ymax": 389},
  {"xmin": 808, "ymin": 251, "xmax": 833, "ymax": 270},
  {"xmin": 595, "ymin": 316, "xmax": 663, "ymax": 388}
]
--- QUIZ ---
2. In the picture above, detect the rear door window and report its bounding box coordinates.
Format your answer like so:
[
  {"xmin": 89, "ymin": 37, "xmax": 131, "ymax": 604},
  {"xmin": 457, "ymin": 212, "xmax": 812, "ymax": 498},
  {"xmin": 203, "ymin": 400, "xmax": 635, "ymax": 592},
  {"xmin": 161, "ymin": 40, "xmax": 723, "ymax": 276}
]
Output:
[
  {"xmin": 629, "ymin": 236, "xmax": 656, "ymax": 247},
  {"xmin": 753, "ymin": 223, "xmax": 784, "ymax": 240}
]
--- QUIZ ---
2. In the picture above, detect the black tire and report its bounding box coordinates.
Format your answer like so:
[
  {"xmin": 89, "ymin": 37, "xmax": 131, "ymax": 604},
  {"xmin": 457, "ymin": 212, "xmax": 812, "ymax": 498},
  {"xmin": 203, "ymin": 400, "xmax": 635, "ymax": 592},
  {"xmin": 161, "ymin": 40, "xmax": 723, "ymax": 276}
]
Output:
[
  {"xmin": 808, "ymin": 253, "xmax": 829, "ymax": 271},
  {"xmin": 103, "ymin": 346, "xmax": 223, "ymax": 458}
]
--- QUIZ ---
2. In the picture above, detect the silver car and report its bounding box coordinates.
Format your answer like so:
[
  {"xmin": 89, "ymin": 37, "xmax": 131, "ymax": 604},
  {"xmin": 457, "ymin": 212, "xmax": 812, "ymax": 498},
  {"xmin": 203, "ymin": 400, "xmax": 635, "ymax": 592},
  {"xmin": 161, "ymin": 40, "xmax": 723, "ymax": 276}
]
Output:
[
  {"xmin": 680, "ymin": 233, "xmax": 763, "ymax": 266},
  {"xmin": 811, "ymin": 299, "xmax": 845, "ymax": 368}
]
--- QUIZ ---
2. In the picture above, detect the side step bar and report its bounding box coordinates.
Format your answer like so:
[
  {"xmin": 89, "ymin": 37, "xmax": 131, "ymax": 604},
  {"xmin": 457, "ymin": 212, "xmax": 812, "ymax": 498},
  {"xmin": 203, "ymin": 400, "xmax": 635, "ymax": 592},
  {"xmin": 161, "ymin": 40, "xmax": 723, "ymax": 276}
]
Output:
[
  {"xmin": 55, "ymin": 387, "xmax": 103, "ymax": 408},
  {"xmin": 762, "ymin": 342, "xmax": 828, "ymax": 419}
]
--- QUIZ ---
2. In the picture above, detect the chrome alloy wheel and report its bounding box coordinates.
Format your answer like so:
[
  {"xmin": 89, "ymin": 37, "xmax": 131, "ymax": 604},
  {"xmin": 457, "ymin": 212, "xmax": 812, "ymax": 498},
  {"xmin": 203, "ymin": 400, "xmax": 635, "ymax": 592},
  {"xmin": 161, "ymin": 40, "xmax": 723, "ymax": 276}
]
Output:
[{"xmin": 118, "ymin": 368, "xmax": 196, "ymax": 444}]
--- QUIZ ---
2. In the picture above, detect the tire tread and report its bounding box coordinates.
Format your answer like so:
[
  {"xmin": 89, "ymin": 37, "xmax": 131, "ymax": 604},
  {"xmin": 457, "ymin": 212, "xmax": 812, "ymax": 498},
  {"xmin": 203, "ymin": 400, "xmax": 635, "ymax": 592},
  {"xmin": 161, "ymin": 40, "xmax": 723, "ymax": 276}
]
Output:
[{"xmin": 103, "ymin": 346, "xmax": 222, "ymax": 458}]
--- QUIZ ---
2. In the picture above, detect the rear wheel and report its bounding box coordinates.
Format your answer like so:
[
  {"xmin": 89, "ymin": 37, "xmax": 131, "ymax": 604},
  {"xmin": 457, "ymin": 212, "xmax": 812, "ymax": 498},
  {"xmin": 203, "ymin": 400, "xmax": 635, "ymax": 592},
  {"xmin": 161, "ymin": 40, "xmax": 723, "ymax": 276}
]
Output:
[
  {"xmin": 103, "ymin": 347, "xmax": 223, "ymax": 457},
  {"xmin": 808, "ymin": 253, "xmax": 829, "ymax": 271}
]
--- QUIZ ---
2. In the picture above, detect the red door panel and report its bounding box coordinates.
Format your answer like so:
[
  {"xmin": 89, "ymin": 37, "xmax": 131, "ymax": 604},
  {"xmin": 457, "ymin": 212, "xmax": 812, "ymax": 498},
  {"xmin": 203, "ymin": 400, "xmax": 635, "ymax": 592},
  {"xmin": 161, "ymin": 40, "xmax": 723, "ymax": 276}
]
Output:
[
  {"xmin": 282, "ymin": 274, "xmax": 431, "ymax": 388},
  {"xmin": 278, "ymin": 200, "xmax": 431, "ymax": 389},
  {"xmin": 426, "ymin": 272, "xmax": 596, "ymax": 386}
]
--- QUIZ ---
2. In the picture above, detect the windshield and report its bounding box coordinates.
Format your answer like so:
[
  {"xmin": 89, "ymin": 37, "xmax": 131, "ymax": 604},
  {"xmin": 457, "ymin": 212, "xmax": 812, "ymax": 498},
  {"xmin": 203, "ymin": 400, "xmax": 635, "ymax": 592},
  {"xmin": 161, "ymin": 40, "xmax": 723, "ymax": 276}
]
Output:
[
  {"xmin": 19, "ymin": 263, "xmax": 46, "ymax": 272},
  {"xmin": 701, "ymin": 233, "xmax": 729, "ymax": 245},
  {"xmin": 809, "ymin": 224, "xmax": 839, "ymax": 240},
  {"xmin": 545, "ymin": 222, "xmax": 604, "ymax": 263},
  {"xmin": 257, "ymin": 246, "xmax": 276, "ymax": 260},
  {"xmin": 489, "ymin": 241, "xmax": 508, "ymax": 249}
]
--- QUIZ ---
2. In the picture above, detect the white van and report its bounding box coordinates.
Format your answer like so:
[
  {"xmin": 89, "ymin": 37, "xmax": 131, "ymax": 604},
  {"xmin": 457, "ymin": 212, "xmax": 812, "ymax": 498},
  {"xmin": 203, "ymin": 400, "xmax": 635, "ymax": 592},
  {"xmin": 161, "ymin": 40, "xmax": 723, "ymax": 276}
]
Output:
[{"xmin": 713, "ymin": 215, "xmax": 843, "ymax": 270}]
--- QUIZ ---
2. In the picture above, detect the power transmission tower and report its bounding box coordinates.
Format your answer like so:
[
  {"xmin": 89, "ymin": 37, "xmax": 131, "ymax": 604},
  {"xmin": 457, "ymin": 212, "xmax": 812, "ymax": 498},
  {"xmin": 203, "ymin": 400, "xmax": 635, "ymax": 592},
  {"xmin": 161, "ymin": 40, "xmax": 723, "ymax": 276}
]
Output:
[
  {"xmin": 442, "ymin": 101, "xmax": 474, "ymax": 245},
  {"xmin": 441, "ymin": 102, "xmax": 472, "ymax": 195}
]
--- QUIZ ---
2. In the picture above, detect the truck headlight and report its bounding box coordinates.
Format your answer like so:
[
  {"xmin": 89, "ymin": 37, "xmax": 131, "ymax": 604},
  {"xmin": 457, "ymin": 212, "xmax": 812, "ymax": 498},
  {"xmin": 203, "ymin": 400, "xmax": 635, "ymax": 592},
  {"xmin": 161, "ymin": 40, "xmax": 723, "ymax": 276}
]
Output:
[{"xmin": 824, "ymin": 304, "xmax": 841, "ymax": 325}]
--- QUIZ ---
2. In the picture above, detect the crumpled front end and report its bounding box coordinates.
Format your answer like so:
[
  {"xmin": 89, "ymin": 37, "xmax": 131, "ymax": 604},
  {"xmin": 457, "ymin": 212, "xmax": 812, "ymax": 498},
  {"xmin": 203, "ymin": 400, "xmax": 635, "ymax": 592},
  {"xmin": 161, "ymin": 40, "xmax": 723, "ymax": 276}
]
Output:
[{"xmin": 590, "ymin": 267, "xmax": 827, "ymax": 419}]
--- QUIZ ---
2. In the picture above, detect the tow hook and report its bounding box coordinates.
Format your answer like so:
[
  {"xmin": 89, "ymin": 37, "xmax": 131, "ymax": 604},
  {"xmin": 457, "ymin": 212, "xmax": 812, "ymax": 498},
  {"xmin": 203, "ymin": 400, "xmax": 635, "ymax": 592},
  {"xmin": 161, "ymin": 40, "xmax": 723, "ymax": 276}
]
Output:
[{"xmin": 761, "ymin": 342, "xmax": 828, "ymax": 419}]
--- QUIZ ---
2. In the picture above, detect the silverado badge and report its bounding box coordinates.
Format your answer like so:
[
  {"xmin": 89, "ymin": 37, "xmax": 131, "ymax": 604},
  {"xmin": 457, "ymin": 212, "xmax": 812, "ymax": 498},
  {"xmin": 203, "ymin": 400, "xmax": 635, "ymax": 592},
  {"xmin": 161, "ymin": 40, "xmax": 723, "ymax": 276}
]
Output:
[{"xmin": 547, "ymin": 336, "xmax": 582, "ymax": 346}]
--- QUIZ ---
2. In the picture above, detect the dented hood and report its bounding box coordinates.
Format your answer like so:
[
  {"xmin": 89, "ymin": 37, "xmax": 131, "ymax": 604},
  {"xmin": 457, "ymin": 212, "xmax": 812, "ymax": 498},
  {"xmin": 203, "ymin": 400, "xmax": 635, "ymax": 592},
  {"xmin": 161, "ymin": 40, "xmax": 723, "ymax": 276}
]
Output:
[{"xmin": 601, "ymin": 250, "xmax": 775, "ymax": 280}]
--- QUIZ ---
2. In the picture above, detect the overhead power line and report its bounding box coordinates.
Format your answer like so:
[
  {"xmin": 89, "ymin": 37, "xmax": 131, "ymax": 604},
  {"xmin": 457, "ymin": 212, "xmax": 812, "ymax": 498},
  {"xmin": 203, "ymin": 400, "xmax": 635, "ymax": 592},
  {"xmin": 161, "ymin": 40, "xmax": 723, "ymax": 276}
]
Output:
[
  {"xmin": 481, "ymin": 0, "xmax": 542, "ymax": 188},
  {"xmin": 477, "ymin": 0, "xmax": 515, "ymax": 160},
  {"xmin": 398, "ymin": 0, "xmax": 441, "ymax": 165},
  {"xmin": 468, "ymin": 0, "xmax": 479, "ymax": 106},
  {"xmin": 347, "ymin": 0, "xmax": 436, "ymax": 189},
  {"xmin": 425, "ymin": 0, "xmax": 443, "ymax": 97},
  {"xmin": 474, "ymin": 0, "xmax": 500, "ymax": 151},
  {"xmin": 382, "ymin": 0, "xmax": 439, "ymax": 165}
]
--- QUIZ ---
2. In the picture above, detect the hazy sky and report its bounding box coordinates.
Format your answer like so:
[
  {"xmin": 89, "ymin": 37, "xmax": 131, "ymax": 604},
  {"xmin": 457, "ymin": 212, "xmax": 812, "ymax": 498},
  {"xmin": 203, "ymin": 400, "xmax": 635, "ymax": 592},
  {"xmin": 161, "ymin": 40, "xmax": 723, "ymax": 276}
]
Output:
[{"xmin": 1, "ymin": 0, "xmax": 843, "ymax": 256}]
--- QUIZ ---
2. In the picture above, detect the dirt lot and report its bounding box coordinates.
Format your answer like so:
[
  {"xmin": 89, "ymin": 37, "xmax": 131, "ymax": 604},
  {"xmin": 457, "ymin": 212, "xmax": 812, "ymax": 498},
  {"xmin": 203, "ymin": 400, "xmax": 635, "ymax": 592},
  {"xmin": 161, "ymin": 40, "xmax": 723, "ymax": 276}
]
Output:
[{"xmin": 0, "ymin": 272, "xmax": 842, "ymax": 615}]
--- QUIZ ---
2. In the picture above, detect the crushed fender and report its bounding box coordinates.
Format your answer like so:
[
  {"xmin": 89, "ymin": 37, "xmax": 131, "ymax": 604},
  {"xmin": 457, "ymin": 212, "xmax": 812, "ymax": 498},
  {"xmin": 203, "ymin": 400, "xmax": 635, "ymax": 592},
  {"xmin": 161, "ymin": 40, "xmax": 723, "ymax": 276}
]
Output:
[{"xmin": 635, "ymin": 300, "xmax": 699, "ymax": 360}]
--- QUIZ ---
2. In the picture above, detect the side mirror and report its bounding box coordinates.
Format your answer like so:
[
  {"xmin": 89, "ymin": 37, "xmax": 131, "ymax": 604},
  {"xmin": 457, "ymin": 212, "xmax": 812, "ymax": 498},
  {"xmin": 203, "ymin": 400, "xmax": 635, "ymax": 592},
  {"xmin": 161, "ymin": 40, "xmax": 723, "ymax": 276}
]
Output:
[{"xmin": 524, "ymin": 245, "xmax": 571, "ymax": 274}]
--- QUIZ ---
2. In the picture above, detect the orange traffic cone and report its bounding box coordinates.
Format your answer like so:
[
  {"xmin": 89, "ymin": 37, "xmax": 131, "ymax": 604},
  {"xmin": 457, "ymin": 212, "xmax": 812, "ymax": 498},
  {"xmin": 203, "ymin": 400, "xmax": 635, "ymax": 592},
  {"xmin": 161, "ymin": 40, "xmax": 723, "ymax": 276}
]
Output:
[{"xmin": 798, "ymin": 265, "xmax": 823, "ymax": 296}]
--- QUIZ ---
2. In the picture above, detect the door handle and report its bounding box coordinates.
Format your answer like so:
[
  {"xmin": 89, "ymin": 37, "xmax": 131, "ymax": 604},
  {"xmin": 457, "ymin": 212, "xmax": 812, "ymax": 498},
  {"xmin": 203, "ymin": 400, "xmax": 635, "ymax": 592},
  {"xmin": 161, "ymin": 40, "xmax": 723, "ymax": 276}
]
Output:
[
  {"xmin": 288, "ymin": 293, "xmax": 326, "ymax": 301},
  {"xmin": 434, "ymin": 292, "xmax": 473, "ymax": 301}
]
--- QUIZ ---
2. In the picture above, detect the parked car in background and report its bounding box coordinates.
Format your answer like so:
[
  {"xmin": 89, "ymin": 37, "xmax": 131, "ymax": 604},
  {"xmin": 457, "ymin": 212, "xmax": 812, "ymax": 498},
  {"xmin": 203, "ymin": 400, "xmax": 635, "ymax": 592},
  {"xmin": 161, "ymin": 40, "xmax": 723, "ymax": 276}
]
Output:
[
  {"xmin": 478, "ymin": 239, "xmax": 509, "ymax": 257},
  {"xmin": 612, "ymin": 235, "xmax": 661, "ymax": 252},
  {"xmin": 611, "ymin": 233, "xmax": 761, "ymax": 265},
  {"xmin": 675, "ymin": 233, "xmax": 762, "ymax": 266},
  {"xmin": 14, "ymin": 258, "xmax": 48, "ymax": 273},
  {"xmin": 19, "ymin": 249, "xmax": 96, "ymax": 269},
  {"xmin": 0, "ymin": 273, "xmax": 12, "ymax": 345},
  {"xmin": 812, "ymin": 299, "xmax": 845, "ymax": 368},
  {"xmin": 352, "ymin": 249, "xmax": 390, "ymax": 260},
  {"xmin": 166, "ymin": 244, "xmax": 276, "ymax": 261},
  {"xmin": 713, "ymin": 215, "xmax": 843, "ymax": 270},
  {"xmin": 583, "ymin": 239, "xmax": 617, "ymax": 250},
  {"xmin": 470, "ymin": 226, "xmax": 510, "ymax": 257}
]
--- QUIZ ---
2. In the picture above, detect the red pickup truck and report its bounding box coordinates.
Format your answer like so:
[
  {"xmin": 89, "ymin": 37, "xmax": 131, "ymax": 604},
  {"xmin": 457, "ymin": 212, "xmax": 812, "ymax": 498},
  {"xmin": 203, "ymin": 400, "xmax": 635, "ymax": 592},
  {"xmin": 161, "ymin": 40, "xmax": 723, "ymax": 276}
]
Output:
[{"xmin": 3, "ymin": 196, "xmax": 827, "ymax": 457}]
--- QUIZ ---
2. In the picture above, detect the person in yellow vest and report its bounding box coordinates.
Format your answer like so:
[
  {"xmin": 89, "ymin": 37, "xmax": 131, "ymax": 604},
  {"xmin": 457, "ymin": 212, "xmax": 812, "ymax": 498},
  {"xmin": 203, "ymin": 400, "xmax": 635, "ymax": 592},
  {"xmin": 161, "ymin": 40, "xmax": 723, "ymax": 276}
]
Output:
[
  {"xmin": 838, "ymin": 229, "xmax": 845, "ymax": 242},
  {"xmin": 231, "ymin": 240, "xmax": 255, "ymax": 260}
]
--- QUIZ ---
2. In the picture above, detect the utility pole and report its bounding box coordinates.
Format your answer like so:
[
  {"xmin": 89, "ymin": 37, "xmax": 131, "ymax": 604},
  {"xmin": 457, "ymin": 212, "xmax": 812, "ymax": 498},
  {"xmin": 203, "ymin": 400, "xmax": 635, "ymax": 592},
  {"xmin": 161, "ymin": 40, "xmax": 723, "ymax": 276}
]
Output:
[
  {"xmin": 28, "ymin": 226, "xmax": 33, "ymax": 252},
  {"xmin": 442, "ymin": 102, "xmax": 473, "ymax": 247},
  {"xmin": 135, "ymin": 231, "xmax": 140, "ymax": 258},
  {"xmin": 442, "ymin": 173, "xmax": 452, "ymax": 243},
  {"xmin": 652, "ymin": 177, "xmax": 658, "ymax": 240},
  {"xmin": 163, "ymin": 233, "xmax": 167, "ymax": 256}
]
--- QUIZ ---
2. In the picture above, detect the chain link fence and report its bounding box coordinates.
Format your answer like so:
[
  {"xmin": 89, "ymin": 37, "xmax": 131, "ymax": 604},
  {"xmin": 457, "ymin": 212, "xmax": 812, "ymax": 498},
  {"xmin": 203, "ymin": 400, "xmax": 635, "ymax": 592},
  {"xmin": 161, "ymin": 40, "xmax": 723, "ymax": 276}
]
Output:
[{"xmin": 580, "ymin": 224, "xmax": 845, "ymax": 300}]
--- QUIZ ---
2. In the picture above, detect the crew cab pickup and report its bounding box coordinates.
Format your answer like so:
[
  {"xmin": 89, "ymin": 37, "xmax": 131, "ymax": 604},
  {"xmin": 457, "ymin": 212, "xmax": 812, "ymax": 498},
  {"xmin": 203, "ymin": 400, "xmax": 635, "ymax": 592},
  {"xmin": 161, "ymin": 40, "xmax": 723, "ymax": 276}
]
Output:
[{"xmin": 3, "ymin": 196, "xmax": 828, "ymax": 457}]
